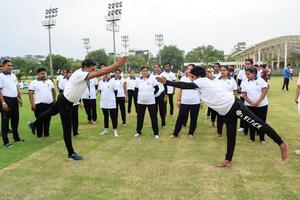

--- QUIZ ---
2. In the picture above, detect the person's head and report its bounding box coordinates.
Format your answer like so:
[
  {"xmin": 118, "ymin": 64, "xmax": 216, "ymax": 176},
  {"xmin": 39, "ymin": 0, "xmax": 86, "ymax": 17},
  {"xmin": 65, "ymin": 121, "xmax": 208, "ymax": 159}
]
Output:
[
  {"xmin": 82, "ymin": 59, "xmax": 97, "ymax": 72},
  {"xmin": 65, "ymin": 69, "xmax": 73, "ymax": 78},
  {"xmin": 59, "ymin": 69, "xmax": 65, "ymax": 75},
  {"xmin": 141, "ymin": 66, "xmax": 149, "ymax": 78},
  {"xmin": 153, "ymin": 64, "xmax": 162, "ymax": 74},
  {"xmin": 99, "ymin": 63, "xmax": 106, "ymax": 69},
  {"xmin": 2, "ymin": 59, "xmax": 13, "ymax": 73},
  {"xmin": 215, "ymin": 63, "xmax": 221, "ymax": 72},
  {"xmin": 245, "ymin": 68, "xmax": 256, "ymax": 80},
  {"xmin": 129, "ymin": 69, "xmax": 135, "ymax": 77},
  {"xmin": 103, "ymin": 73, "xmax": 110, "ymax": 80},
  {"xmin": 37, "ymin": 67, "xmax": 47, "ymax": 80},
  {"xmin": 244, "ymin": 58, "xmax": 253, "ymax": 69},
  {"xmin": 186, "ymin": 66, "xmax": 206, "ymax": 81},
  {"xmin": 164, "ymin": 63, "xmax": 171, "ymax": 72},
  {"xmin": 114, "ymin": 69, "xmax": 122, "ymax": 79},
  {"xmin": 220, "ymin": 66, "xmax": 229, "ymax": 78},
  {"xmin": 185, "ymin": 64, "xmax": 195, "ymax": 76}
]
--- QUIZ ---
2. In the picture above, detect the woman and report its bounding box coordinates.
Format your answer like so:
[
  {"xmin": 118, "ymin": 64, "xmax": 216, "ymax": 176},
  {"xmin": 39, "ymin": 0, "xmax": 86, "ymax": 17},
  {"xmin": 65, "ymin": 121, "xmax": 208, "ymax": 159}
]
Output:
[
  {"xmin": 171, "ymin": 64, "xmax": 201, "ymax": 138},
  {"xmin": 156, "ymin": 66, "xmax": 288, "ymax": 167},
  {"xmin": 241, "ymin": 68, "xmax": 269, "ymax": 144},
  {"xmin": 98, "ymin": 73, "xmax": 118, "ymax": 137},
  {"xmin": 114, "ymin": 69, "xmax": 127, "ymax": 125},
  {"xmin": 215, "ymin": 66, "xmax": 238, "ymax": 137},
  {"xmin": 126, "ymin": 70, "xmax": 138, "ymax": 116},
  {"xmin": 134, "ymin": 67, "xmax": 160, "ymax": 139},
  {"xmin": 206, "ymin": 69, "xmax": 217, "ymax": 127}
]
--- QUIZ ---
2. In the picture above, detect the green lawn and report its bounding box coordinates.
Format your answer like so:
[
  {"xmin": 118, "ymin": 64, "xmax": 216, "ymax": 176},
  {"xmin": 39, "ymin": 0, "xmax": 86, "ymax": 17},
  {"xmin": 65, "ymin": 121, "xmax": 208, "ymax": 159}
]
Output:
[{"xmin": 0, "ymin": 77, "xmax": 299, "ymax": 200}]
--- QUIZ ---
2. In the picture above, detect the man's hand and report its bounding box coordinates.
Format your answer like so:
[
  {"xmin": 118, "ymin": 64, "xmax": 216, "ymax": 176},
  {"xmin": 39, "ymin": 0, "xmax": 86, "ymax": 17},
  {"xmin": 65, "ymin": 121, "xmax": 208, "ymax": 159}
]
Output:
[
  {"xmin": 251, "ymin": 101, "xmax": 259, "ymax": 107},
  {"xmin": 31, "ymin": 104, "xmax": 36, "ymax": 112},
  {"xmin": 2, "ymin": 103, "xmax": 9, "ymax": 112},
  {"xmin": 156, "ymin": 76, "xmax": 167, "ymax": 84},
  {"xmin": 115, "ymin": 56, "xmax": 128, "ymax": 67}
]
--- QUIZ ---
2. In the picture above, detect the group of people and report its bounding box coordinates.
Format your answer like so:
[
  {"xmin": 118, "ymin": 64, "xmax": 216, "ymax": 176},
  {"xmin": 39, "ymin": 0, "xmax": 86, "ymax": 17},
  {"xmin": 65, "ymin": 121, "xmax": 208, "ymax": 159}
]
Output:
[{"xmin": 0, "ymin": 57, "xmax": 290, "ymax": 167}]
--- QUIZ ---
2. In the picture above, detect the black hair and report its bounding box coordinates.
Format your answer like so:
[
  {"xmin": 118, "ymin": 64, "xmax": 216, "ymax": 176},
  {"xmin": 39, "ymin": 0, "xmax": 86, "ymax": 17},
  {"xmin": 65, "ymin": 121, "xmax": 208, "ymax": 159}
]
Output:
[
  {"xmin": 2, "ymin": 59, "xmax": 12, "ymax": 66},
  {"xmin": 65, "ymin": 69, "xmax": 73, "ymax": 74},
  {"xmin": 215, "ymin": 63, "xmax": 221, "ymax": 68},
  {"xmin": 245, "ymin": 67, "xmax": 255, "ymax": 74},
  {"xmin": 164, "ymin": 63, "xmax": 171, "ymax": 67},
  {"xmin": 154, "ymin": 64, "xmax": 161, "ymax": 68},
  {"xmin": 114, "ymin": 69, "xmax": 121, "ymax": 73},
  {"xmin": 37, "ymin": 67, "xmax": 46, "ymax": 73},
  {"xmin": 190, "ymin": 66, "xmax": 206, "ymax": 78},
  {"xmin": 141, "ymin": 66, "xmax": 149, "ymax": 71},
  {"xmin": 81, "ymin": 59, "xmax": 96, "ymax": 68},
  {"xmin": 187, "ymin": 64, "xmax": 196, "ymax": 68},
  {"xmin": 220, "ymin": 66, "xmax": 229, "ymax": 71},
  {"xmin": 245, "ymin": 58, "xmax": 253, "ymax": 65}
]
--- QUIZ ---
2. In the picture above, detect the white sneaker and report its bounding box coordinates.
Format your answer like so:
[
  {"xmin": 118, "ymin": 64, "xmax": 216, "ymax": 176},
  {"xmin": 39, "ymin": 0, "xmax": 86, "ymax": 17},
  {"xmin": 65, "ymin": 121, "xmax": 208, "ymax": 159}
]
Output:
[
  {"xmin": 100, "ymin": 129, "xmax": 109, "ymax": 135},
  {"xmin": 91, "ymin": 120, "xmax": 97, "ymax": 125},
  {"xmin": 238, "ymin": 128, "xmax": 244, "ymax": 132},
  {"xmin": 162, "ymin": 126, "xmax": 166, "ymax": 129},
  {"xmin": 114, "ymin": 130, "xmax": 119, "ymax": 137},
  {"xmin": 154, "ymin": 135, "xmax": 160, "ymax": 140},
  {"xmin": 134, "ymin": 133, "xmax": 141, "ymax": 138}
]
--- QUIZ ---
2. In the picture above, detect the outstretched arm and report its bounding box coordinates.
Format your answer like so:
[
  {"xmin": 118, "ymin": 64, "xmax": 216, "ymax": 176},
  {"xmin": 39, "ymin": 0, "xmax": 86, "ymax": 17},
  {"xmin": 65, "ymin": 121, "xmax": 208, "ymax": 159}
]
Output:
[
  {"xmin": 156, "ymin": 76, "xmax": 199, "ymax": 89},
  {"xmin": 87, "ymin": 56, "xmax": 128, "ymax": 80}
]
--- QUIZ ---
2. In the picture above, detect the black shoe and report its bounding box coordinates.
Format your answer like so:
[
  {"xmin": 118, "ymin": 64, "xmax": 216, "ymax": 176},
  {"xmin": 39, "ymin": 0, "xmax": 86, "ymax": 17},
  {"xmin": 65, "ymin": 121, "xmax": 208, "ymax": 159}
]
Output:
[
  {"xmin": 28, "ymin": 122, "xmax": 36, "ymax": 135},
  {"xmin": 4, "ymin": 143, "xmax": 13, "ymax": 148},
  {"xmin": 68, "ymin": 153, "xmax": 84, "ymax": 161}
]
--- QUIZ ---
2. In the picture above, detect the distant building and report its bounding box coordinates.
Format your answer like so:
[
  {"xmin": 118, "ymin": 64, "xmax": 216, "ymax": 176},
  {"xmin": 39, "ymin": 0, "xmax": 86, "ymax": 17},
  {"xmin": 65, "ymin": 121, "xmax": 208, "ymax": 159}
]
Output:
[{"xmin": 233, "ymin": 42, "xmax": 246, "ymax": 53}]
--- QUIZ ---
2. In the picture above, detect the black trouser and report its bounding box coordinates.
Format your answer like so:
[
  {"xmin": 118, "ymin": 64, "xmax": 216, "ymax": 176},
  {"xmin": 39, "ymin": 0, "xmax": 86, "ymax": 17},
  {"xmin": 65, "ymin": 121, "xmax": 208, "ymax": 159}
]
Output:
[
  {"xmin": 173, "ymin": 104, "xmax": 200, "ymax": 137},
  {"xmin": 207, "ymin": 107, "xmax": 211, "ymax": 117},
  {"xmin": 136, "ymin": 104, "xmax": 159, "ymax": 136},
  {"xmin": 282, "ymin": 78, "xmax": 290, "ymax": 91},
  {"xmin": 32, "ymin": 94, "xmax": 75, "ymax": 156},
  {"xmin": 239, "ymin": 97, "xmax": 249, "ymax": 135},
  {"xmin": 102, "ymin": 108, "xmax": 118, "ymax": 129},
  {"xmin": 34, "ymin": 103, "xmax": 52, "ymax": 138},
  {"xmin": 1, "ymin": 97, "xmax": 20, "ymax": 145},
  {"xmin": 247, "ymin": 105, "xmax": 268, "ymax": 142},
  {"xmin": 165, "ymin": 94, "xmax": 174, "ymax": 115},
  {"xmin": 155, "ymin": 92, "xmax": 166, "ymax": 126},
  {"xmin": 127, "ymin": 90, "xmax": 137, "ymax": 114},
  {"xmin": 72, "ymin": 105, "xmax": 79, "ymax": 136},
  {"xmin": 217, "ymin": 114, "xmax": 224, "ymax": 135},
  {"xmin": 82, "ymin": 99, "xmax": 97, "ymax": 122},
  {"xmin": 210, "ymin": 108, "xmax": 218, "ymax": 123},
  {"xmin": 116, "ymin": 97, "xmax": 126, "ymax": 124},
  {"xmin": 223, "ymin": 99, "xmax": 283, "ymax": 161}
]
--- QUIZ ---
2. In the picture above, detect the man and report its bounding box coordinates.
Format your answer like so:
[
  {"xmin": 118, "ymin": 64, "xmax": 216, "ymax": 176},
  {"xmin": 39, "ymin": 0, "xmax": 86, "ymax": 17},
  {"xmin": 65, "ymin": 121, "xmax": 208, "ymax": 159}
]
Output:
[
  {"xmin": 156, "ymin": 66, "xmax": 288, "ymax": 167},
  {"xmin": 282, "ymin": 65, "xmax": 292, "ymax": 91},
  {"xmin": 29, "ymin": 56, "xmax": 128, "ymax": 160},
  {"xmin": 0, "ymin": 60, "xmax": 24, "ymax": 147},
  {"xmin": 161, "ymin": 63, "xmax": 176, "ymax": 116},
  {"xmin": 28, "ymin": 68, "xmax": 56, "ymax": 139},
  {"xmin": 56, "ymin": 68, "xmax": 65, "ymax": 93},
  {"xmin": 214, "ymin": 63, "xmax": 221, "ymax": 79}
]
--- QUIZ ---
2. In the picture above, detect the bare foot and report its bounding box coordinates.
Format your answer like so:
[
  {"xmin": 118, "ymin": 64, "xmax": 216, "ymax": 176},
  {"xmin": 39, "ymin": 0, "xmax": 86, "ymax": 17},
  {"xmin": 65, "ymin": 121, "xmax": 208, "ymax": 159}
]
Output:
[
  {"xmin": 216, "ymin": 160, "xmax": 232, "ymax": 168},
  {"xmin": 280, "ymin": 143, "xmax": 288, "ymax": 160}
]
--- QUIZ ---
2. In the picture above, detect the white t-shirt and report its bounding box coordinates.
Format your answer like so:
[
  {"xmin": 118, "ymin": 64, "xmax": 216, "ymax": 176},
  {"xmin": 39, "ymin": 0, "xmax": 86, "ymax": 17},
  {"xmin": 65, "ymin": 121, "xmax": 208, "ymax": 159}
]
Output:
[
  {"xmin": 59, "ymin": 78, "xmax": 68, "ymax": 91},
  {"xmin": 29, "ymin": 79, "xmax": 54, "ymax": 104},
  {"xmin": 126, "ymin": 77, "xmax": 137, "ymax": 90},
  {"xmin": 0, "ymin": 73, "xmax": 18, "ymax": 98},
  {"xmin": 98, "ymin": 79, "xmax": 117, "ymax": 109},
  {"xmin": 82, "ymin": 78, "xmax": 98, "ymax": 99},
  {"xmin": 193, "ymin": 77, "xmax": 235, "ymax": 115},
  {"xmin": 237, "ymin": 69, "xmax": 247, "ymax": 82},
  {"xmin": 214, "ymin": 72, "xmax": 221, "ymax": 79},
  {"xmin": 241, "ymin": 77, "xmax": 268, "ymax": 107},
  {"xmin": 57, "ymin": 75, "xmax": 65, "ymax": 90},
  {"xmin": 152, "ymin": 74, "xmax": 165, "ymax": 97},
  {"xmin": 180, "ymin": 76, "xmax": 201, "ymax": 105},
  {"xmin": 216, "ymin": 77, "xmax": 238, "ymax": 93},
  {"xmin": 161, "ymin": 71, "xmax": 176, "ymax": 94},
  {"xmin": 114, "ymin": 78, "xmax": 126, "ymax": 97},
  {"xmin": 63, "ymin": 69, "xmax": 89, "ymax": 103},
  {"xmin": 137, "ymin": 76, "xmax": 158, "ymax": 105}
]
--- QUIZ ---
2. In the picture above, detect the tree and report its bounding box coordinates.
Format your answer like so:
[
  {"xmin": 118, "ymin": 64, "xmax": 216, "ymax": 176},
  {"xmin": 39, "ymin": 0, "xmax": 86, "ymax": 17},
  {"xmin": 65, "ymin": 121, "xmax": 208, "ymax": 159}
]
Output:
[
  {"xmin": 43, "ymin": 54, "xmax": 70, "ymax": 74},
  {"xmin": 159, "ymin": 45, "xmax": 184, "ymax": 71},
  {"xmin": 185, "ymin": 45, "xmax": 224, "ymax": 66},
  {"xmin": 12, "ymin": 57, "xmax": 41, "ymax": 79},
  {"xmin": 127, "ymin": 55, "xmax": 147, "ymax": 72},
  {"xmin": 86, "ymin": 49, "xmax": 108, "ymax": 66}
]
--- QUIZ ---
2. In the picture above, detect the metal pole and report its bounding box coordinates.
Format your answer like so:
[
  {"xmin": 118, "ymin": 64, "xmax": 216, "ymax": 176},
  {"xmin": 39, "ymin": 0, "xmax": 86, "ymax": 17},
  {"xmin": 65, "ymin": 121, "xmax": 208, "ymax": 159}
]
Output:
[
  {"xmin": 159, "ymin": 46, "xmax": 161, "ymax": 66},
  {"xmin": 277, "ymin": 49, "xmax": 280, "ymax": 69},
  {"xmin": 48, "ymin": 27, "xmax": 53, "ymax": 78},
  {"xmin": 284, "ymin": 43, "xmax": 288, "ymax": 67},
  {"xmin": 125, "ymin": 45, "xmax": 127, "ymax": 73},
  {"xmin": 112, "ymin": 22, "xmax": 116, "ymax": 63}
]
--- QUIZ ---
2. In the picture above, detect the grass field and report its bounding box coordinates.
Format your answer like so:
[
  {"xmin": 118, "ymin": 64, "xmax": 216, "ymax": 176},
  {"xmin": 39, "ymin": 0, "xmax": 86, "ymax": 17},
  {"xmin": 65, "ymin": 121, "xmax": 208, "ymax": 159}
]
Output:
[{"xmin": 0, "ymin": 77, "xmax": 299, "ymax": 200}]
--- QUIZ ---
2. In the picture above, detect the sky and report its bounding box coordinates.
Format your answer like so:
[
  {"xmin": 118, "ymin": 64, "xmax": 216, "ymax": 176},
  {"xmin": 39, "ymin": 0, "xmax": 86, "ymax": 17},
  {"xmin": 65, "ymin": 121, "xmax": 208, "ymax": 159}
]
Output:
[{"xmin": 1, "ymin": 0, "xmax": 300, "ymax": 59}]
